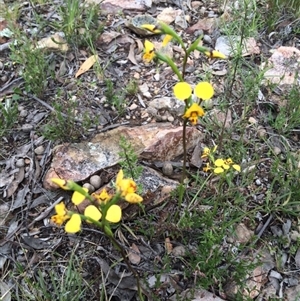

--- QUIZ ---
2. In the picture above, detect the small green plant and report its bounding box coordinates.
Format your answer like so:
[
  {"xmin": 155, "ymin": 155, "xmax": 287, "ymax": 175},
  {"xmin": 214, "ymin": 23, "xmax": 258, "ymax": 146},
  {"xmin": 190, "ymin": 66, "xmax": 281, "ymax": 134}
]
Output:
[
  {"xmin": 118, "ymin": 136, "xmax": 143, "ymax": 180},
  {"xmin": 104, "ymin": 79, "xmax": 127, "ymax": 114},
  {"xmin": 0, "ymin": 99, "xmax": 18, "ymax": 139},
  {"xmin": 12, "ymin": 252, "xmax": 87, "ymax": 301},
  {"xmin": 125, "ymin": 79, "xmax": 139, "ymax": 96},
  {"xmin": 269, "ymin": 86, "xmax": 300, "ymax": 134},
  {"xmin": 41, "ymin": 101, "xmax": 82, "ymax": 142},
  {"xmin": 53, "ymin": 0, "xmax": 102, "ymax": 47},
  {"xmin": 10, "ymin": 36, "xmax": 49, "ymax": 97}
]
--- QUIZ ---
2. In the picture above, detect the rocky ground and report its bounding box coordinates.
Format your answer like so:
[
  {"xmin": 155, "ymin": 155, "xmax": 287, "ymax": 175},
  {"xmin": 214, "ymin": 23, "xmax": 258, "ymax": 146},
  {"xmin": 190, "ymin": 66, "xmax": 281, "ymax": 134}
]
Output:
[{"xmin": 0, "ymin": 0, "xmax": 300, "ymax": 300}]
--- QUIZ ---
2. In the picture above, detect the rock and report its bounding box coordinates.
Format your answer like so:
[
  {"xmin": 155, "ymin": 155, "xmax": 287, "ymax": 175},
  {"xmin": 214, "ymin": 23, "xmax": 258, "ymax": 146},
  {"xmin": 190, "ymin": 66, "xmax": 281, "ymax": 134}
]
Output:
[
  {"xmin": 157, "ymin": 7, "xmax": 183, "ymax": 25},
  {"xmin": 19, "ymin": 110, "xmax": 28, "ymax": 118},
  {"xmin": 83, "ymin": 183, "xmax": 95, "ymax": 193},
  {"xmin": 273, "ymin": 146, "xmax": 281, "ymax": 155},
  {"xmin": 186, "ymin": 17, "xmax": 217, "ymax": 34},
  {"xmin": 248, "ymin": 117, "xmax": 257, "ymax": 124},
  {"xmin": 22, "ymin": 123, "xmax": 34, "ymax": 132},
  {"xmin": 15, "ymin": 159, "xmax": 25, "ymax": 168},
  {"xmin": 235, "ymin": 223, "xmax": 254, "ymax": 243},
  {"xmin": 89, "ymin": 175, "xmax": 102, "ymax": 189},
  {"xmin": 285, "ymin": 283, "xmax": 300, "ymax": 300},
  {"xmin": 215, "ymin": 36, "xmax": 260, "ymax": 57},
  {"xmin": 208, "ymin": 109, "xmax": 232, "ymax": 128},
  {"xmin": 147, "ymin": 96, "xmax": 185, "ymax": 116},
  {"xmin": 257, "ymin": 126, "xmax": 267, "ymax": 139},
  {"xmin": 98, "ymin": 0, "xmax": 149, "ymax": 14},
  {"xmin": 162, "ymin": 162, "xmax": 173, "ymax": 176},
  {"xmin": 261, "ymin": 46, "xmax": 300, "ymax": 86},
  {"xmin": 44, "ymin": 123, "xmax": 203, "ymax": 188},
  {"xmin": 203, "ymin": 34, "xmax": 212, "ymax": 44},
  {"xmin": 172, "ymin": 245, "xmax": 186, "ymax": 257},
  {"xmin": 34, "ymin": 146, "xmax": 45, "ymax": 155}
]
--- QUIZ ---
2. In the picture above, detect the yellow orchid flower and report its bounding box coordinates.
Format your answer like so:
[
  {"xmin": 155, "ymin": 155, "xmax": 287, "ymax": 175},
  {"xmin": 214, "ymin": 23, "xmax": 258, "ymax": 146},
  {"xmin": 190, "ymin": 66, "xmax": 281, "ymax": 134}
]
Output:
[
  {"xmin": 140, "ymin": 24, "xmax": 161, "ymax": 33},
  {"xmin": 143, "ymin": 40, "xmax": 155, "ymax": 63},
  {"xmin": 183, "ymin": 103, "xmax": 205, "ymax": 125},
  {"xmin": 116, "ymin": 170, "xmax": 143, "ymax": 203}
]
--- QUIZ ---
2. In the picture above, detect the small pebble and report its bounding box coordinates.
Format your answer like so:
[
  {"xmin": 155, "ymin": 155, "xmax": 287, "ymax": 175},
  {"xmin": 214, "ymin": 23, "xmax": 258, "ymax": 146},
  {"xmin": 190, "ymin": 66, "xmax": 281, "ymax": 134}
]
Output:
[
  {"xmin": 162, "ymin": 162, "xmax": 173, "ymax": 176},
  {"xmin": 269, "ymin": 270, "xmax": 282, "ymax": 280},
  {"xmin": 273, "ymin": 146, "xmax": 281, "ymax": 155},
  {"xmin": 161, "ymin": 115, "xmax": 167, "ymax": 121},
  {"xmin": 255, "ymin": 179, "xmax": 261, "ymax": 186},
  {"xmin": 15, "ymin": 158, "xmax": 25, "ymax": 167},
  {"xmin": 0, "ymin": 61, "xmax": 3, "ymax": 69},
  {"xmin": 129, "ymin": 103, "xmax": 138, "ymax": 110},
  {"xmin": 22, "ymin": 123, "xmax": 34, "ymax": 132},
  {"xmin": 167, "ymin": 116, "xmax": 174, "ymax": 122},
  {"xmin": 203, "ymin": 34, "xmax": 212, "ymax": 44},
  {"xmin": 34, "ymin": 145, "xmax": 45, "ymax": 155},
  {"xmin": 19, "ymin": 110, "xmax": 28, "ymax": 118},
  {"xmin": 90, "ymin": 175, "xmax": 102, "ymax": 189},
  {"xmin": 1, "ymin": 75, "xmax": 7, "ymax": 82},
  {"xmin": 248, "ymin": 117, "xmax": 257, "ymax": 124},
  {"xmin": 83, "ymin": 183, "xmax": 95, "ymax": 193},
  {"xmin": 172, "ymin": 246, "xmax": 186, "ymax": 257},
  {"xmin": 290, "ymin": 230, "xmax": 300, "ymax": 241},
  {"xmin": 154, "ymin": 73, "xmax": 160, "ymax": 81},
  {"xmin": 257, "ymin": 126, "xmax": 267, "ymax": 139}
]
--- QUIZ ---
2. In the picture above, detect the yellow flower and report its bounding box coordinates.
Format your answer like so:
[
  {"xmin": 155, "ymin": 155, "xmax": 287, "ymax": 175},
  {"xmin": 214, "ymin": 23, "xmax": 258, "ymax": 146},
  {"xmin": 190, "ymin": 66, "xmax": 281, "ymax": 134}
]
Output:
[
  {"xmin": 116, "ymin": 170, "xmax": 143, "ymax": 203},
  {"xmin": 162, "ymin": 34, "xmax": 173, "ymax": 47},
  {"xmin": 183, "ymin": 103, "xmax": 205, "ymax": 125},
  {"xmin": 140, "ymin": 24, "xmax": 161, "ymax": 33},
  {"xmin": 203, "ymin": 163, "xmax": 211, "ymax": 172},
  {"xmin": 51, "ymin": 178, "xmax": 71, "ymax": 190},
  {"xmin": 143, "ymin": 40, "xmax": 155, "ymax": 63},
  {"xmin": 173, "ymin": 82, "xmax": 192, "ymax": 100},
  {"xmin": 92, "ymin": 189, "xmax": 112, "ymax": 205},
  {"xmin": 204, "ymin": 50, "xmax": 227, "ymax": 59},
  {"xmin": 194, "ymin": 82, "xmax": 214, "ymax": 100},
  {"xmin": 72, "ymin": 187, "xmax": 89, "ymax": 205},
  {"xmin": 65, "ymin": 214, "xmax": 81, "ymax": 233},
  {"xmin": 51, "ymin": 202, "xmax": 70, "ymax": 226}
]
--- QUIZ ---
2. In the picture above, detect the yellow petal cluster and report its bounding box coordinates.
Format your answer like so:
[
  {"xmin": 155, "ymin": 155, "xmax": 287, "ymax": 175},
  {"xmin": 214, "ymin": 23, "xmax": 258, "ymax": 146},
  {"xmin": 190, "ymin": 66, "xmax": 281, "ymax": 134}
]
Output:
[
  {"xmin": 116, "ymin": 170, "xmax": 143, "ymax": 203},
  {"xmin": 143, "ymin": 40, "xmax": 155, "ymax": 63},
  {"xmin": 173, "ymin": 81, "xmax": 214, "ymax": 101},
  {"xmin": 204, "ymin": 50, "xmax": 227, "ymax": 59},
  {"xmin": 183, "ymin": 103, "xmax": 205, "ymax": 125}
]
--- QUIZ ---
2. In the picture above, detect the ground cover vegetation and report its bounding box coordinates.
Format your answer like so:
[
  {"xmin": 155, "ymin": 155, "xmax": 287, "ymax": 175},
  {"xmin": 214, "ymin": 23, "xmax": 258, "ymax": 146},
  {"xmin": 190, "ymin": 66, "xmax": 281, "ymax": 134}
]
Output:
[{"xmin": 0, "ymin": 0, "xmax": 300, "ymax": 300}]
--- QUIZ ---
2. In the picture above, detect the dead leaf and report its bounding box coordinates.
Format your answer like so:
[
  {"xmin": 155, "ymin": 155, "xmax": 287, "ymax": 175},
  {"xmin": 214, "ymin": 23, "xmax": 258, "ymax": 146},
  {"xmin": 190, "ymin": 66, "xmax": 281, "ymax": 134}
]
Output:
[
  {"xmin": 127, "ymin": 43, "xmax": 138, "ymax": 65},
  {"xmin": 136, "ymin": 39, "xmax": 144, "ymax": 53},
  {"xmin": 165, "ymin": 237, "xmax": 173, "ymax": 254},
  {"xmin": 128, "ymin": 243, "xmax": 141, "ymax": 264},
  {"xmin": 36, "ymin": 33, "xmax": 68, "ymax": 52},
  {"xmin": 75, "ymin": 55, "xmax": 98, "ymax": 78}
]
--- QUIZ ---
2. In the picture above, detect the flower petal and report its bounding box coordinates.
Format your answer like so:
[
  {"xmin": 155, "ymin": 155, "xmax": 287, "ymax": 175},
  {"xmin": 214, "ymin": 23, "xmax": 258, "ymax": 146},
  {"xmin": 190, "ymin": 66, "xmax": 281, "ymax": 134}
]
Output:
[
  {"xmin": 106, "ymin": 205, "xmax": 122, "ymax": 223},
  {"xmin": 204, "ymin": 50, "xmax": 227, "ymax": 59},
  {"xmin": 51, "ymin": 178, "xmax": 71, "ymax": 190},
  {"xmin": 194, "ymin": 82, "xmax": 214, "ymax": 100},
  {"xmin": 84, "ymin": 205, "xmax": 102, "ymax": 221},
  {"xmin": 173, "ymin": 82, "xmax": 192, "ymax": 100},
  {"xmin": 51, "ymin": 214, "xmax": 69, "ymax": 226},
  {"xmin": 55, "ymin": 202, "xmax": 67, "ymax": 216},
  {"xmin": 214, "ymin": 167, "xmax": 224, "ymax": 174},
  {"xmin": 125, "ymin": 193, "xmax": 143, "ymax": 203},
  {"xmin": 141, "ymin": 24, "xmax": 161, "ymax": 33},
  {"xmin": 65, "ymin": 214, "xmax": 81, "ymax": 233},
  {"xmin": 215, "ymin": 158, "xmax": 225, "ymax": 167},
  {"xmin": 183, "ymin": 103, "xmax": 205, "ymax": 119},
  {"xmin": 162, "ymin": 34, "xmax": 172, "ymax": 47},
  {"xmin": 232, "ymin": 164, "xmax": 241, "ymax": 172},
  {"xmin": 72, "ymin": 188, "xmax": 89, "ymax": 205}
]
